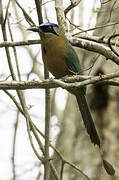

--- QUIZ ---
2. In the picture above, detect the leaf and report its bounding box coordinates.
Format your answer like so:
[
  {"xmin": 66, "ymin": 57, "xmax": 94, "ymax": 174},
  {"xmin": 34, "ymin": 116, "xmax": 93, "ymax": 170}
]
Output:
[
  {"xmin": 92, "ymin": 9, "xmax": 97, "ymax": 13},
  {"xmin": 92, "ymin": 8, "xmax": 100, "ymax": 13}
]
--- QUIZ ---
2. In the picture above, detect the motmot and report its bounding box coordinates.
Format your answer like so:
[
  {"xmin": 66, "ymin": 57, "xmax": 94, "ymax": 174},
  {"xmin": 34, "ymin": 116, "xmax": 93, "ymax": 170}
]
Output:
[
  {"xmin": 27, "ymin": 22, "xmax": 115, "ymax": 176},
  {"xmin": 28, "ymin": 22, "xmax": 100, "ymax": 147}
]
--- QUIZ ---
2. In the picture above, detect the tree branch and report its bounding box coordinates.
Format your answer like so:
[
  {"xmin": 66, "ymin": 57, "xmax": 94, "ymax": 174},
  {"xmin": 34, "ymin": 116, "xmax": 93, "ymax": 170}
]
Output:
[
  {"xmin": 0, "ymin": 39, "xmax": 41, "ymax": 47},
  {"xmin": 34, "ymin": 1, "xmax": 52, "ymax": 180},
  {"xmin": 70, "ymin": 37, "xmax": 119, "ymax": 66},
  {"xmin": 108, "ymin": 34, "xmax": 119, "ymax": 57},
  {"xmin": 34, "ymin": 124, "xmax": 92, "ymax": 180},
  {"xmin": 55, "ymin": 0, "xmax": 67, "ymax": 32},
  {"xmin": 15, "ymin": 0, "xmax": 35, "ymax": 26},
  {"xmin": 1, "ymin": 36, "xmax": 119, "ymax": 66},
  {"xmin": 74, "ymin": 34, "xmax": 119, "ymax": 47},
  {"xmin": 64, "ymin": 0, "xmax": 81, "ymax": 15},
  {"xmin": 1, "ymin": 72, "xmax": 119, "ymax": 90}
]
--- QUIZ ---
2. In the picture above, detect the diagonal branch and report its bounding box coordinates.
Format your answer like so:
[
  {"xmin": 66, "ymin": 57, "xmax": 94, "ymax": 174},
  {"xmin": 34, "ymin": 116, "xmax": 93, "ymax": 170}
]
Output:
[
  {"xmin": 70, "ymin": 37, "xmax": 119, "ymax": 66},
  {"xmin": 64, "ymin": 0, "xmax": 81, "ymax": 15},
  {"xmin": 15, "ymin": 0, "xmax": 35, "ymax": 26}
]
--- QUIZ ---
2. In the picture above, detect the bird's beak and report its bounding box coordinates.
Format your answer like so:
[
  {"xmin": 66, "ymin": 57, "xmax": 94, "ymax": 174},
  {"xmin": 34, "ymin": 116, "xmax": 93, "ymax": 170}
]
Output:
[{"xmin": 27, "ymin": 26, "xmax": 41, "ymax": 32}]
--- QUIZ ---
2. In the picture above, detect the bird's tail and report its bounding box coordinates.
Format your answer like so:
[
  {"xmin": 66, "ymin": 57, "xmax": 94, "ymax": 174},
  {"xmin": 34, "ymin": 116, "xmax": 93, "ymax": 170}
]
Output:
[
  {"xmin": 75, "ymin": 92, "xmax": 101, "ymax": 147},
  {"xmin": 76, "ymin": 91, "xmax": 115, "ymax": 176}
]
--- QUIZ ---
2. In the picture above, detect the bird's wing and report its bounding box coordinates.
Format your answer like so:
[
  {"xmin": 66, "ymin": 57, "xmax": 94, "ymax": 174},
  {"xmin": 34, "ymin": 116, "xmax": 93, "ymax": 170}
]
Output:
[{"xmin": 65, "ymin": 43, "xmax": 82, "ymax": 74}]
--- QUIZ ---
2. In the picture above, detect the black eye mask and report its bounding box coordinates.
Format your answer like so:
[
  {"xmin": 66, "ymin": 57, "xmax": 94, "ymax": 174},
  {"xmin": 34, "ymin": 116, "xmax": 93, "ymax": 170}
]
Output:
[{"xmin": 40, "ymin": 26, "xmax": 59, "ymax": 36}]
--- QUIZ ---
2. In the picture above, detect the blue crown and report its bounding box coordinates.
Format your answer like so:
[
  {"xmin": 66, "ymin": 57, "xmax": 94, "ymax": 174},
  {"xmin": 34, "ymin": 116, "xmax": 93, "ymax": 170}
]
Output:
[{"xmin": 39, "ymin": 22, "xmax": 58, "ymax": 28}]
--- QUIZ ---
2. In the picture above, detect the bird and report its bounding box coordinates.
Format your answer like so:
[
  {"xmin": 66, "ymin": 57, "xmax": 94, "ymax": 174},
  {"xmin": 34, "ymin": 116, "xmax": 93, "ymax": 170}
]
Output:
[
  {"xmin": 27, "ymin": 22, "xmax": 100, "ymax": 147},
  {"xmin": 27, "ymin": 22, "xmax": 116, "ymax": 176}
]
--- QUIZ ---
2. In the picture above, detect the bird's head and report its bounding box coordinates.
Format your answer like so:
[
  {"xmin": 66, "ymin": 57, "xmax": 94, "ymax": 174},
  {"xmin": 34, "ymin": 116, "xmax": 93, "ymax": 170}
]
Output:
[{"xmin": 27, "ymin": 22, "xmax": 59, "ymax": 36}]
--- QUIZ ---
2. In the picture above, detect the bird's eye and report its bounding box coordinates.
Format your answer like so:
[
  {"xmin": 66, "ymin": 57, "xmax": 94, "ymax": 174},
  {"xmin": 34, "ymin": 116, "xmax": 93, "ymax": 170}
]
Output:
[{"xmin": 47, "ymin": 26, "xmax": 52, "ymax": 30}]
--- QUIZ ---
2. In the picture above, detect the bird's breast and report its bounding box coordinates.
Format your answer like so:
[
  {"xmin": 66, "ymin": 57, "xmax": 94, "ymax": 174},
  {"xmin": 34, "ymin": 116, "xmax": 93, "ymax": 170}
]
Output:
[{"xmin": 42, "ymin": 37, "xmax": 71, "ymax": 78}]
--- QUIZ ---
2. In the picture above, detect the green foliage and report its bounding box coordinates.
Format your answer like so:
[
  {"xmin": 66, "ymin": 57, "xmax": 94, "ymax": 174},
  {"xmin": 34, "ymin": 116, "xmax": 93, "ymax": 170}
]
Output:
[{"xmin": 92, "ymin": 8, "xmax": 100, "ymax": 13}]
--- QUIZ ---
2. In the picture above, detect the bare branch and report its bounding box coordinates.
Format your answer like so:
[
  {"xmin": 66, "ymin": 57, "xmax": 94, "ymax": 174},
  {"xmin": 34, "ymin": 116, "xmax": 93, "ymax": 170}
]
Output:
[
  {"xmin": 3, "ymin": 90, "xmax": 24, "ymax": 114},
  {"xmin": 64, "ymin": 0, "xmax": 81, "ymax": 15},
  {"xmin": 11, "ymin": 110, "xmax": 19, "ymax": 180},
  {"xmin": 72, "ymin": 21, "xmax": 119, "ymax": 34},
  {"xmin": 55, "ymin": 0, "xmax": 67, "ymax": 32},
  {"xmin": 34, "ymin": 123, "xmax": 92, "ymax": 180},
  {"xmin": 74, "ymin": 34, "xmax": 119, "ymax": 47},
  {"xmin": 3, "ymin": 0, "xmax": 10, "ymax": 26},
  {"xmin": 15, "ymin": 0, "xmax": 35, "ymax": 26},
  {"xmin": 1, "ymin": 71, "xmax": 119, "ymax": 90},
  {"xmin": 0, "ymin": 39, "xmax": 41, "ymax": 47},
  {"xmin": 108, "ymin": 34, "xmax": 119, "ymax": 57},
  {"xmin": 4, "ymin": 90, "xmax": 60, "ymax": 180},
  {"xmin": 101, "ymin": 0, "xmax": 112, "ymax": 4},
  {"xmin": 1, "ymin": 35, "xmax": 119, "ymax": 67},
  {"xmin": 0, "ymin": 0, "xmax": 44, "ymax": 170},
  {"xmin": 34, "ymin": 1, "xmax": 52, "ymax": 180},
  {"xmin": 7, "ymin": 16, "xmax": 21, "ymax": 80},
  {"xmin": 34, "ymin": 0, "xmax": 43, "ymax": 25},
  {"xmin": 70, "ymin": 37, "xmax": 119, "ymax": 66},
  {"xmin": 60, "ymin": 161, "xmax": 65, "ymax": 180}
]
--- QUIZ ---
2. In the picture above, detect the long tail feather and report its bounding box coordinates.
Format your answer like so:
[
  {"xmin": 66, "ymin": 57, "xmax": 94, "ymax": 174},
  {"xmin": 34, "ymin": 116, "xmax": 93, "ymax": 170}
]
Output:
[{"xmin": 75, "ymin": 92, "xmax": 100, "ymax": 147}]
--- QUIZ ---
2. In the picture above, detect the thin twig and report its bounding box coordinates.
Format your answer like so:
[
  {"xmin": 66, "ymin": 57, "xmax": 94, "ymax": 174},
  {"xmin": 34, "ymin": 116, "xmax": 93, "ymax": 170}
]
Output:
[
  {"xmin": 3, "ymin": 90, "xmax": 24, "ymax": 114},
  {"xmin": 64, "ymin": 0, "xmax": 81, "ymax": 15},
  {"xmin": 11, "ymin": 110, "xmax": 19, "ymax": 180},
  {"xmin": 73, "ymin": 21, "xmax": 119, "ymax": 34},
  {"xmin": 60, "ymin": 160, "xmax": 65, "ymax": 180},
  {"xmin": 4, "ymin": 89, "xmax": 60, "ymax": 180},
  {"xmin": 0, "ymin": 40, "xmax": 41, "ymax": 47},
  {"xmin": 3, "ymin": 0, "xmax": 10, "ymax": 26},
  {"xmin": 0, "ymin": 2, "xmax": 60, "ymax": 178},
  {"xmin": 15, "ymin": 0, "xmax": 35, "ymax": 26},
  {"xmin": 7, "ymin": 15, "xmax": 21, "ymax": 80},
  {"xmin": 44, "ymin": 87, "xmax": 51, "ymax": 179},
  {"xmin": 33, "ymin": 123, "xmax": 92, "ymax": 180},
  {"xmin": 0, "ymin": 0, "xmax": 43, "ymax": 167},
  {"xmin": 34, "ymin": 1, "xmax": 51, "ymax": 180}
]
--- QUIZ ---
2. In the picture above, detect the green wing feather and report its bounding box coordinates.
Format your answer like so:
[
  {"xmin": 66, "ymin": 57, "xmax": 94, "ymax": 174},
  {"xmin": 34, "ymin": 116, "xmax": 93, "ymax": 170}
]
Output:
[
  {"xmin": 65, "ymin": 43, "xmax": 83, "ymax": 74},
  {"xmin": 65, "ymin": 43, "xmax": 101, "ymax": 147}
]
